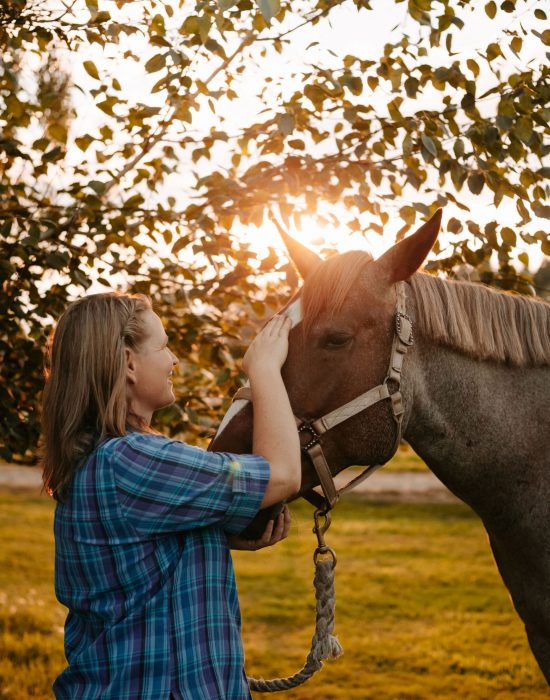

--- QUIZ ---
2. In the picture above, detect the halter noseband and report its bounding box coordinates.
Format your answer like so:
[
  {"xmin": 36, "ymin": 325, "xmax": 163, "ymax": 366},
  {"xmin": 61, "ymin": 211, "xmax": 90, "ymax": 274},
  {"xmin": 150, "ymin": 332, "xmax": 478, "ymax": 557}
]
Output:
[{"xmin": 232, "ymin": 282, "xmax": 414, "ymax": 513}]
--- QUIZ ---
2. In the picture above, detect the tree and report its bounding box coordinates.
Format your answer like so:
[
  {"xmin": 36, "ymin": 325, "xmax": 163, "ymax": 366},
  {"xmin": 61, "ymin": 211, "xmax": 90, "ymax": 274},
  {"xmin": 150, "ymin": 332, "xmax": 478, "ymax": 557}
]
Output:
[{"xmin": 0, "ymin": 0, "xmax": 548, "ymax": 461}]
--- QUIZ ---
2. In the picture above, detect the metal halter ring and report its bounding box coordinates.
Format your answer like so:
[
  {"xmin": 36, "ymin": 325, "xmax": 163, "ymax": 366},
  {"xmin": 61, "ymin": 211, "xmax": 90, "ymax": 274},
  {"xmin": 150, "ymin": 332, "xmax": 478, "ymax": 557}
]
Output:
[
  {"xmin": 314, "ymin": 546, "xmax": 337, "ymax": 567},
  {"xmin": 298, "ymin": 421, "xmax": 321, "ymax": 452},
  {"xmin": 313, "ymin": 509, "xmax": 337, "ymax": 567}
]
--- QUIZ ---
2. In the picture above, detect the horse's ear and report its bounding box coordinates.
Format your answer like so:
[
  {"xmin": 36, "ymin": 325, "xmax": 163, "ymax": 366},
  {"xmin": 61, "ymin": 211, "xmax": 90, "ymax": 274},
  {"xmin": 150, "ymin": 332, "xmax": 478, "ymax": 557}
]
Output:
[
  {"xmin": 376, "ymin": 209, "xmax": 442, "ymax": 284},
  {"xmin": 271, "ymin": 215, "xmax": 321, "ymax": 279}
]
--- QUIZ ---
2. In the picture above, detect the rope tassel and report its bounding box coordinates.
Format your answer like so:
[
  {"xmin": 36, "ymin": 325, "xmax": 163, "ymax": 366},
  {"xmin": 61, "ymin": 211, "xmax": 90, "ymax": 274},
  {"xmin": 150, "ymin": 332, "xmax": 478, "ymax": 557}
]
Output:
[{"xmin": 247, "ymin": 555, "xmax": 343, "ymax": 693}]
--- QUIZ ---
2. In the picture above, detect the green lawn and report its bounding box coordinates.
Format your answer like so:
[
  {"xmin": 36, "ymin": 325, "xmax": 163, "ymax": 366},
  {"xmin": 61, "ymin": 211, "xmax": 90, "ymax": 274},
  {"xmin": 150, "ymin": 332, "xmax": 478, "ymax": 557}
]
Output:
[
  {"xmin": 346, "ymin": 444, "xmax": 428, "ymax": 474},
  {"xmin": 0, "ymin": 493, "xmax": 546, "ymax": 699},
  {"xmin": 384, "ymin": 444, "xmax": 428, "ymax": 472}
]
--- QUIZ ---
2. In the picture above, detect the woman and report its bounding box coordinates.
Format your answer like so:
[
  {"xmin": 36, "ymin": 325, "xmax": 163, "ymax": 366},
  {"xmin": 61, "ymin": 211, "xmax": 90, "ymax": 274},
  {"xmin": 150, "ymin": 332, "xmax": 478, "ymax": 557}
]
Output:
[{"xmin": 42, "ymin": 292, "xmax": 301, "ymax": 699}]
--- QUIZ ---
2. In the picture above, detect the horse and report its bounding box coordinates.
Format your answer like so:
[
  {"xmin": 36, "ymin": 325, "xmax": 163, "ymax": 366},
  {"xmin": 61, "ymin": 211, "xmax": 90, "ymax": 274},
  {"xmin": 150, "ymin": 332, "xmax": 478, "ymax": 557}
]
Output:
[{"xmin": 210, "ymin": 210, "xmax": 550, "ymax": 684}]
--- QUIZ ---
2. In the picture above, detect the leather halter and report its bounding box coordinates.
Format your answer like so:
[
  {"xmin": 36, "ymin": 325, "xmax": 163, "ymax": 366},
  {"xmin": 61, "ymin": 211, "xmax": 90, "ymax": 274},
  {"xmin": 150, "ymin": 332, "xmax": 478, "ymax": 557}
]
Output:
[{"xmin": 232, "ymin": 282, "xmax": 414, "ymax": 513}]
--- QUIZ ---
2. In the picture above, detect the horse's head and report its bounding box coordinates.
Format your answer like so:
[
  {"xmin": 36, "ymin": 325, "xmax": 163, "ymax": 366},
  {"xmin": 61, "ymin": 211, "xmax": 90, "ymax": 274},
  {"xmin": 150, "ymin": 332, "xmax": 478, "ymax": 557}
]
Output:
[{"xmin": 211, "ymin": 210, "xmax": 442, "ymax": 537}]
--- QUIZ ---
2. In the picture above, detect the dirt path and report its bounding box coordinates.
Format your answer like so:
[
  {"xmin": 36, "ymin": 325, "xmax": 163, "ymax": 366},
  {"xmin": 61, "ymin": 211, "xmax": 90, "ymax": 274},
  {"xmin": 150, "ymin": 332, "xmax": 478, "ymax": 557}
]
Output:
[{"xmin": 0, "ymin": 463, "xmax": 458, "ymax": 503}]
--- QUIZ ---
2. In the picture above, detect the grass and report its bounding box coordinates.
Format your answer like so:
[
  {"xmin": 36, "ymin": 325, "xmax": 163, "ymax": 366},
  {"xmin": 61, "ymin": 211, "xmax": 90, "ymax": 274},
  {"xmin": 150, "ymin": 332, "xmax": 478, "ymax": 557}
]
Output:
[
  {"xmin": 346, "ymin": 444, "xmax": 428, "ymax": 474},
  {"xmin": 0, "ymin": 493, "xmax": 547, "ymax": 699},
  {"xmin": 384, "ymin": 444, "xmax": 428, "ymax": 473}
]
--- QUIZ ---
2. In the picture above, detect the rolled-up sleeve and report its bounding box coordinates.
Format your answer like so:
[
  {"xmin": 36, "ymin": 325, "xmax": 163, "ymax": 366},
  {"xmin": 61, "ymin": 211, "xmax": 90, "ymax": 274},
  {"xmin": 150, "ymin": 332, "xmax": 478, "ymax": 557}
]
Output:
[{"xmin": 110, "ymin": 433, "xmax": 269, "ymax": 536}]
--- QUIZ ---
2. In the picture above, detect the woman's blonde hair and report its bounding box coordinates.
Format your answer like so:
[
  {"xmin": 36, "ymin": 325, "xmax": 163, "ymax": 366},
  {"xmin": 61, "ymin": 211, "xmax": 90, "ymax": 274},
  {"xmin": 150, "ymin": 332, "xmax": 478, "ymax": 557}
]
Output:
[{"xmin": 42, "ymin": 292, "xmax": 153, "ymax": 501}]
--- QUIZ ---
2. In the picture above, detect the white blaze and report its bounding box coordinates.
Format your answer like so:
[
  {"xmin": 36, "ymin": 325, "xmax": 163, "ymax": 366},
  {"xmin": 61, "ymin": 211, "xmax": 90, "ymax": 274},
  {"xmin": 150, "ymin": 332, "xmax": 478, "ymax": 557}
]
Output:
[{"xmin": 214, "ymin": 298, "xmax": 303, "ymax": 438}]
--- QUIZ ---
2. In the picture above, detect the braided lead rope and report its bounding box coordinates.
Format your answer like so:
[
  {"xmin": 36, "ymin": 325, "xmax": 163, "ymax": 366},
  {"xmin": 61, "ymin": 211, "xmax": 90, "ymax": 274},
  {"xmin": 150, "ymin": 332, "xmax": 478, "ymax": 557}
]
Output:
[{"xmin": 247, "ymin": 555, "xmax": 343, "ymax": 693}]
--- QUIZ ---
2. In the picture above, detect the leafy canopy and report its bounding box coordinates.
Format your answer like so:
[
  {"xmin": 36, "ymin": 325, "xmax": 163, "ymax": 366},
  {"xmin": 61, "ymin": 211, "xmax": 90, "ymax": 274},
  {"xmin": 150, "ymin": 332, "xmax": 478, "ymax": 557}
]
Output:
[{"xmin": 0, "ymin": 0, "xmax": 548, "ymax": 461}]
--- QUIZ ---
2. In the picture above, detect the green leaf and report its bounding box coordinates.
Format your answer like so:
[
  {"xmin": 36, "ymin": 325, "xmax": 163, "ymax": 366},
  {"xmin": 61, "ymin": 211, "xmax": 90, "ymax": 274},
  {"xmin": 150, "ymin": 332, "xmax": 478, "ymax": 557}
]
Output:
[
  {"xmin": 48, "ymin": 123, "xmax": 68, "ymax": 143},
  {"xmin": 5, "ymin": 95, "xmax": 24, "ymax": 118},
  {"xmin": 399, "ymin": 205, "xmax": 416, "ymax": 226},
  {"xmin": 197, "ymin": 15, "xmax": 212, "ymax": 43},
  {"xmin": 278, "ymin": 113, "xmax": 295, "ymax": 136},
  {"xmin": 402, "ymin": 133, "xmax": 414, "ymax": 156},
  {"xmin": 404, "ymin": 77, "xmax": 419, "ymax": 98},
  {"xmin": 466, "ymin": 59, "xmax": 480, "ymax": 78},
  {"xmin": 343, "ymin": 76, "xmax": 363, "ymax": 96},
  {"xmin": 461, "ymin": 92, "xmax": 475, "ymax": 111},
  {"xmin": 258, "ymin": 0, "xmax": 280, "ymax": 24},
  {"xmin": 515, "ymin": 116, "xmax": 533, "ymax": 144},
  {"xmin": 43, "ymin": 146, "xmax": 62, "ymax": 162},
  {"xmin": 83, "ymin": 60, "xmax": 100, "ymax": 80},
  {"xmin": 486, "ymin": 43, "xmax": 502, "ymax": 61},
  {"xmin": 447, "ymin": 217, "xmax": 463, "ymax": 234},
  {"xmin": 288, "ymin": 139, "xmax": 305, "ymax": 150},
  {"xmin": 1, "ymin": 219, "xmax": 13, "ymax": 238},
  {"xmin": 216, "ymin": 367, "xmax": 230, "ymax": 385},
  {"xmin": 145, "ymin": 54, "xmax": 166, "ymax": 73},
  {"xmin": 124, "ymin": 194, "xmax": 145, "ymax": 208},
  {"xmin": 510, "ymin": 36, "xmax": 522, "ymax": 55},
  {"xmin": 304, "ymin": 84, "xmax": 326, "ymax": 108},
  {"xmin": 421, "ymin": 135, "xmax": 437, "ymax": 157},
  {"xmin": 97, "ymin": 97, "xmax": 117, "ymax": 116},
  {"xmin": 367, "ymin": 76, "xmax": 379, "ymax": 91},
  {"xmin": 181, "ymin": 16, "xmax": 199, "ymax": 34},
  {"xmin": 174, "ymin": 102, "xmax": 192, "ymax": 123},
  {"xmin": 501, "ymin": 227, "xmax": 516, "ymax": 246},
  {"xmin": 453, "ymin": 139, "xmax": 465, "ymax": 158},
  {"xmin": 387, "ymin": 98, "xmax": 402, "ymax": 121},
  {"xmin": 516, "ymin": 198, "xmax": 530, "ymax": 222},
  {"xmin": 91, "ymin": 10, "xmax": 110, "ymax": 24},
  {"xmin": 45, "ymin": 252, "xmax": 68, "ymax": 270},
  {"xmin": 89, "ymin": 180, "xmax": 106, "ymax": 194},
  {"xmin": 172, "ymin": 237, "xmax": 188, "ymax": 255},
  {"xmin": 484, "ymin": 1, "xmax": 496, "ymax": 19},
  {"xmin": 467, "ymin": 173, "xmax": 485, "ymax": 195}
]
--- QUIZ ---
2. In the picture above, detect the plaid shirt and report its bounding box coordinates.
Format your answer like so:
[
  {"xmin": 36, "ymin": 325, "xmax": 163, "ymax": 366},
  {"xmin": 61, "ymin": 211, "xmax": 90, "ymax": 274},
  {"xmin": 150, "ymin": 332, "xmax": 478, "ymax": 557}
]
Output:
[{"xmin": 53, "ymin": 432, "xmax": 269, "ymax": 700}]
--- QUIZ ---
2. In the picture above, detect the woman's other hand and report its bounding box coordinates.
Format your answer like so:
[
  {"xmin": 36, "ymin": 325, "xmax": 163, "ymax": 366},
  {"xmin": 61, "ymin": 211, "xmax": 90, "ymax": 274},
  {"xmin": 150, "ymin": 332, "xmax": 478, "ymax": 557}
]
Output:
[{"xmin": 227, "ymin": 505, "xmax": 291, "ymax": 551}]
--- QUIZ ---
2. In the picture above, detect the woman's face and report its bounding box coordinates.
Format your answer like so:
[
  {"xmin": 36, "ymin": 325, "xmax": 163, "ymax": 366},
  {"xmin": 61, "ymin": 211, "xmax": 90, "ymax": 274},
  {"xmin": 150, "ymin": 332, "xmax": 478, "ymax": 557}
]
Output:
[{"xmin": 126, "ymin": 310, "xmax": 178, "ymax": 422}]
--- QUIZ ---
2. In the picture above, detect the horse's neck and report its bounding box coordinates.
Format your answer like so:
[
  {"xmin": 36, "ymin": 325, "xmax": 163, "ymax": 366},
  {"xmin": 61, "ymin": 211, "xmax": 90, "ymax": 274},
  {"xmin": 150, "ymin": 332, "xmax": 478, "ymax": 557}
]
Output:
[{"xmin": 404, "ymin": 337, "xmax": 550, "ymax": 514}]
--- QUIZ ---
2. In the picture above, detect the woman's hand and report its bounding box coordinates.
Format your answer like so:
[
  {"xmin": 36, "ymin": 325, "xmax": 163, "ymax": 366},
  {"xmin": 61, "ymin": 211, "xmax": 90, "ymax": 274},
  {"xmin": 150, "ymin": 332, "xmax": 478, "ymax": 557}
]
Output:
[
  {"xmin": 242, "ymin": 315, "xmax": 292, "ymax": 378},
  {"xmin": 227, "ymin": 505, "xmax": 291, "ymax": 551}
]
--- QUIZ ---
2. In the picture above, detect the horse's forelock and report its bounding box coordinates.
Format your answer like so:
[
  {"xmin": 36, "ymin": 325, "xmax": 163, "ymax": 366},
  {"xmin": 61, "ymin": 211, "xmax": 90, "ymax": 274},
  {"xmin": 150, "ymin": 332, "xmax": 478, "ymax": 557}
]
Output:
[{"xmin": 301, "ymin": 250, "xmax": 373, "ymax": 335}]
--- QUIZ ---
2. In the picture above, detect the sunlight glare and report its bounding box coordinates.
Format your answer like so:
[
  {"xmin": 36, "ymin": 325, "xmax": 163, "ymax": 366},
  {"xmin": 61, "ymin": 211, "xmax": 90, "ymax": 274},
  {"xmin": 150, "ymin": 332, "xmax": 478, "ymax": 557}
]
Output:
[{"xmin": 248, "ymin": 211, "xmax": 393, "ymax": 264}]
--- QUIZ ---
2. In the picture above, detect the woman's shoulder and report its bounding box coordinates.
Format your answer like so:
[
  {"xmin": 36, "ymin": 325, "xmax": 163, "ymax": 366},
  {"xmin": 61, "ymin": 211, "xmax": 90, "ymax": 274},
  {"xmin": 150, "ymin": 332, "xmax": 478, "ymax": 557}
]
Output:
[
  {"xmin": 98, "ymin": 431, "xmax": 207, "ymax": 464},
  {"xmin": 98, "ymin": 431, "xmax": 172, "ymax": 456}
]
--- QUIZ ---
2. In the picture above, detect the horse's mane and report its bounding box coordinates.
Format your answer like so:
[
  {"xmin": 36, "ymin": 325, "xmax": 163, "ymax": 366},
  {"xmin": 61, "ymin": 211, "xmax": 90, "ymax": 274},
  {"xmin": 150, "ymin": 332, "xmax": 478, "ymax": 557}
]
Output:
[
  {"xmin": 410, "ymin": 272, "xmax": 550, "ymax": 367},
  {"xmin": 301, "ymin": 250, "xmax": 550, "ymax": 368}
]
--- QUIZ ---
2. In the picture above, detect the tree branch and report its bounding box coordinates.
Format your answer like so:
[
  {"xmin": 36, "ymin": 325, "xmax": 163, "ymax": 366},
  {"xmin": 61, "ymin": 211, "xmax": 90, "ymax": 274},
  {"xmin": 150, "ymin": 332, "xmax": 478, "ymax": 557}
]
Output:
[{"xmin": 100, "ymin": 30, "xmax": 256, "ymax": 198}]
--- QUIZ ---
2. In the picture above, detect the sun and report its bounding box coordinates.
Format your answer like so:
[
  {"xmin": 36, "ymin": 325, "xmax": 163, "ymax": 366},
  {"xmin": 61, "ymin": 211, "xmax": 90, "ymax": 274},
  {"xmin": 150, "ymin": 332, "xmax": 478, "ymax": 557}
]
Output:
[{"xmin": 247, "ymin": 208, "xmax": 394, "ymax": 263}]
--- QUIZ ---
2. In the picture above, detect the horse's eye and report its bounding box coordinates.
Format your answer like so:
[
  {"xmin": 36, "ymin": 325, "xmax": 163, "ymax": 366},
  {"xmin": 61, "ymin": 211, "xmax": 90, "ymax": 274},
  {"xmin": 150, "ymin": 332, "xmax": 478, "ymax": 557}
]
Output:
[{"xmin": 323, "ymin": 333, "xmax": 353, "ymax": 350}]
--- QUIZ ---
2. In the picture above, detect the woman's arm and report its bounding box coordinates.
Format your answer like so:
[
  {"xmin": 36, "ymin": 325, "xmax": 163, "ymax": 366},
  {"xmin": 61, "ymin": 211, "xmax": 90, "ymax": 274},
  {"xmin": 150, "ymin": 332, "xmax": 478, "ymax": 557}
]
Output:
[{"xmin": 242, "ymin": 315, "xmax": 301, "ymax": 508}]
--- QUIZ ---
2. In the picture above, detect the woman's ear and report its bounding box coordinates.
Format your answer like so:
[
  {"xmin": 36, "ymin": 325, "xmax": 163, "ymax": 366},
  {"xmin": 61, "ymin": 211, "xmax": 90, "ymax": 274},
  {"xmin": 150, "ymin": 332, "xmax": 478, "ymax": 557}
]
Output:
[{"xmin": 126, "ymin": 347, "xmax": 138, "ymax": 385}]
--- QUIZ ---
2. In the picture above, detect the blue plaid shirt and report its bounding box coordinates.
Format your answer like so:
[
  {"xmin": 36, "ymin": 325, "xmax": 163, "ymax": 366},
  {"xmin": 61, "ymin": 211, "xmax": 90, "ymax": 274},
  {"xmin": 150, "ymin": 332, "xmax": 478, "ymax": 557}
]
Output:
[{"xmin": 53, "ymin": 432, "xmax": 269, "ymax": 699}]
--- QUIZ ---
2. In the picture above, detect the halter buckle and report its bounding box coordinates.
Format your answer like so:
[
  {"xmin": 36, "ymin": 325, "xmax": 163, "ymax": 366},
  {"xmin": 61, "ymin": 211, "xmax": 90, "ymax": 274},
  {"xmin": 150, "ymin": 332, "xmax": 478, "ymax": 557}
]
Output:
[{"xmin": 298, "ymin": 421, "xmax": 321, "ymax": 452}]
